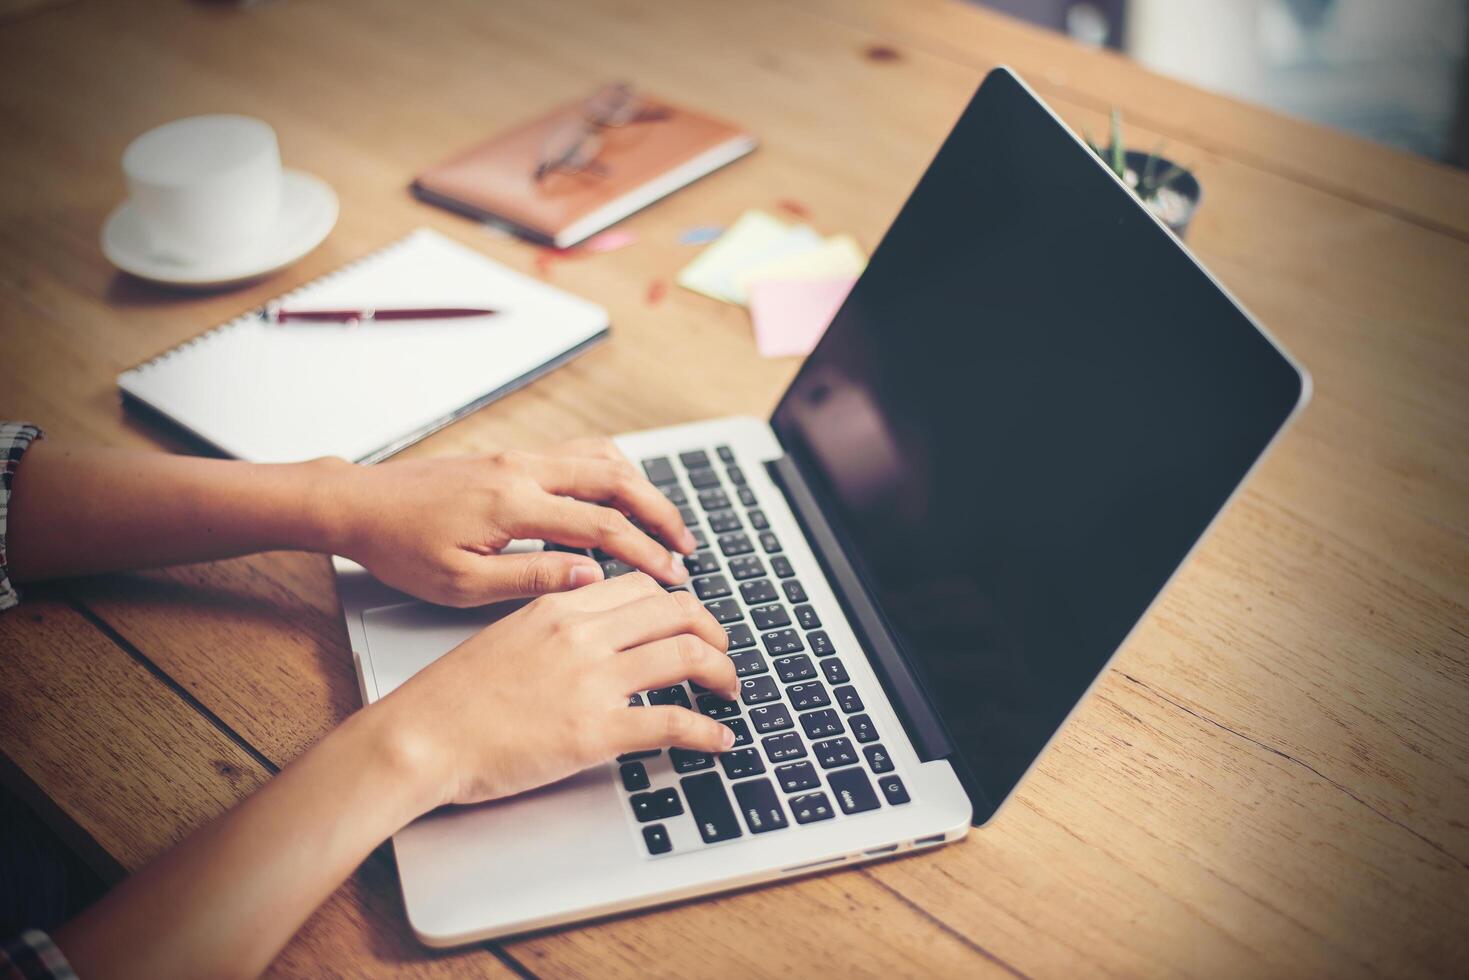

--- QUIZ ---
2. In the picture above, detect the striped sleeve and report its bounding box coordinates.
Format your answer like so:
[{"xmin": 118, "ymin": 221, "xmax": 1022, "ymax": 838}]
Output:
[
  {"xmin": 0, "ymin": 422, "xmax": 44, "ymax": 612},
  {"xmin": 0, "ymin": 930, "xmax": 78, "ymax": 980}
]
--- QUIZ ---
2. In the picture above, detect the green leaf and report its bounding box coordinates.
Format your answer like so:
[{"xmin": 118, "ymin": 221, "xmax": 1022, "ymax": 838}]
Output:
[{"xmin": 1109, "ymin": 108, "xmax": 1124, "ymax": 179}]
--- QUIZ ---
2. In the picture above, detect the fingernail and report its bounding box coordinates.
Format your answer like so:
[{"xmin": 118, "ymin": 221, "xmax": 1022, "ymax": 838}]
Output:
[
  {"xmin": 679, "ymin": 529, "xmax": 698, "ymax": 554},
  {"xmin": 720, "ymin": 725, "xmax": 736, "ymax": 749},
  {"xmin": 668, "ymin": 553, "xmax": 688, "ymax": 582},
  {"xmin": 569, "ymin": 563, "xmax": 601, "ymax": 588}
]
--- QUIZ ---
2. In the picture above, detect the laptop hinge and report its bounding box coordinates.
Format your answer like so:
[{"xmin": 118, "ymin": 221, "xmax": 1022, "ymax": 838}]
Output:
[{"xmin": 764, "ymin": 456, "xmax": 955, "ymax": 764}]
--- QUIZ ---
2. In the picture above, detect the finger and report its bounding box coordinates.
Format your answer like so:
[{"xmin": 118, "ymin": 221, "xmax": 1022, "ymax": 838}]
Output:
[
  {"xmin": 587, "ymin": 589, "xmax": 727, "ymax": 653},
  {"xmin": 516, "ymin": 495, "xmax": 688, "ymax": 585},
  {"xmin": 613, "ymin": 635, "xmax": 740, "ymax": 700},
  {"xmin": 525, "ymin": 455, "xmax": 696, "ymax": 555},
  {"xmin": 537, "ymin": 569, "xmax": 666, "ymax": 613},
  {"xmin": 443, "ymin": 551, "xmax": 602, "ymax": 606},
  {"xmin": 611, "ymin": 705, "xmax": 736, "ymax": 755}
]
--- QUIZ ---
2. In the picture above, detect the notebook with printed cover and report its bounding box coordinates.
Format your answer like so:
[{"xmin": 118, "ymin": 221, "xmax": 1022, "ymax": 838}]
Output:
[
  {"xmin": 413, "ymin": 92, "xmax": 756, "ymax": 248},
  {"xmin": 117, "ymin": 228, "xmax": 608, "ymax": 464}
]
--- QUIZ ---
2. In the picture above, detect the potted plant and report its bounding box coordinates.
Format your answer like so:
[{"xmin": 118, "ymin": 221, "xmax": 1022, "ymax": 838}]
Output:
[{"xmin": 1086, "ymin": 109, "xmax": 1202, "ymax": 239}]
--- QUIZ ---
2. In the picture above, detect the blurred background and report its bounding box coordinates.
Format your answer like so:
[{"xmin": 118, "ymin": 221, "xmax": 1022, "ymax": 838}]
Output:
[{"xmin": 974, "ymin": 0, "xmax": 1469, "ymax": 167}]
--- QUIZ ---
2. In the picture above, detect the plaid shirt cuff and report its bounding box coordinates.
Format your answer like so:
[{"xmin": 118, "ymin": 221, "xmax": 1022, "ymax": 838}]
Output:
[
  {"xmin": 1, "ymin": 421, "xmax": 44, "ymax": 613},
  {"xmin": 0, "ymin": 931, "xmax": 77, "ymax": 980}
]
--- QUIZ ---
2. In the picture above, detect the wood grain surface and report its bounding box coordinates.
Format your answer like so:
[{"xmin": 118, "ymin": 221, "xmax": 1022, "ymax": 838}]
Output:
[{"xmin": 0, "ymin": 0, "xmax": 1465, "ymax": 976}]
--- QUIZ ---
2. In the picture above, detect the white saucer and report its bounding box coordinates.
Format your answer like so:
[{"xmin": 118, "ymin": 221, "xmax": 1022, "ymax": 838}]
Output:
[{"xmin": 101, "ymin": 169, "xmax": 338, "ymax": 289}]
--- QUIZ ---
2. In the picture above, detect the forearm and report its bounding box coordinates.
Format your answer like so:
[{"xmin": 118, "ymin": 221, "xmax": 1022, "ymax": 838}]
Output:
[
  {"xmin": 53, "ymin": 705, "xmax": 439, "ymax": 980},
  {"xmin": 6, "ymin": 442, "xmax": 352, "ymax": 582}
]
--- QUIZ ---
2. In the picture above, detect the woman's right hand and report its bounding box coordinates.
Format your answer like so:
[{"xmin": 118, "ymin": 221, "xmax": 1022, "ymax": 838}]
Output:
[{"xmin": 371, "ymin": 572, "xmax": 739, "ymax": 812}]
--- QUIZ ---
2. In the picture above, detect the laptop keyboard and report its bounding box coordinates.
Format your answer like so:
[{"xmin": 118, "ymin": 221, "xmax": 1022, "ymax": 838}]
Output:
[{"xmin": 545, "ymin": 443, "xmax": 911, "ymax": 856}]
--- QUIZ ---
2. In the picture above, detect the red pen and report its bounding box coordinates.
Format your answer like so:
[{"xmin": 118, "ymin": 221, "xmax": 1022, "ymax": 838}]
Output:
[{"xmin": 264, "ymin": 306, "xmax": 498, "ymax": 324}]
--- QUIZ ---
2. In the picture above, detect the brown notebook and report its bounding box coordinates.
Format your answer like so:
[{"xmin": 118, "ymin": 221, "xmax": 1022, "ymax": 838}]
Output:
[{"xmin": 413, "ymin": 93, "xmax": 756, "ymax": 248}]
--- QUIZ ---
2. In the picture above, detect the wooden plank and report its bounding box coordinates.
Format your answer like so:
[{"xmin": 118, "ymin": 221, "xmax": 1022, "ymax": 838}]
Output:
[
  {"xmin": 0, "ymin": 592, "xmax": 514, "ymax": 977},
  {"xmin": 804, "ymin": 0, "xmax": 1469, "ymax": 241}
]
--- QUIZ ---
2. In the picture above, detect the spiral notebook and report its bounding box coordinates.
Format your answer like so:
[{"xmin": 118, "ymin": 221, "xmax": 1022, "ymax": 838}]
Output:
[{"xmin": 118, "ymin": 229, "xmax": 609, "ymax": 464}]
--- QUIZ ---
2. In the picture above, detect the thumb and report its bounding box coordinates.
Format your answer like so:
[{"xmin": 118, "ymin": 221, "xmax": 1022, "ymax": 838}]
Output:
[{"xmin": 457, "ymin": 551, "xmax": 604, "ymax": 604}]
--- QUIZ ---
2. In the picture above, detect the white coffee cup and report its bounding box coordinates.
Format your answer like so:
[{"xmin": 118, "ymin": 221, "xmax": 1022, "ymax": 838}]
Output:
[{"xmin": 122, "ymin": 115, "xmax": 282, "ymax": 260}]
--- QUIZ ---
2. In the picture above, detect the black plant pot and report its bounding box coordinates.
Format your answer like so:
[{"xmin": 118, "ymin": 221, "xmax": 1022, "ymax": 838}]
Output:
[{"xmin": 1122, "ymin": 150, "xmax": 1201, "ymax": 239}]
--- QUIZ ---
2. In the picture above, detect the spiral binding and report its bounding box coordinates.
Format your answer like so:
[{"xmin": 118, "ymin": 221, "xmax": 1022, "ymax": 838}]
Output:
[{"xmin": 122, "ymin": 230, "xmax": 425, "ymax": 376}]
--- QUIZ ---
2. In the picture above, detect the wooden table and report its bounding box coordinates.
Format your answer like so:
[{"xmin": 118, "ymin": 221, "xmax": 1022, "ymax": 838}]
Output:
[{"xmin": 2, "ymin": 0, "xmax": 1466, "ymax": 975}]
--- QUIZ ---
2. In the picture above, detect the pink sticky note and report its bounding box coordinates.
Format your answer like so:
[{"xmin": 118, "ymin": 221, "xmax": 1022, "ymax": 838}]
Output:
[{"xmin": 748, "ymin": 277, "xmax": 857, "ymax": 358}]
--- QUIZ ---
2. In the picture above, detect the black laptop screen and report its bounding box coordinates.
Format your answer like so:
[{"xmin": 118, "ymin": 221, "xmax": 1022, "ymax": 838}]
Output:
[{"xmin": 770, "ymin": 69, "xmax": 1303, "ymax": 822}]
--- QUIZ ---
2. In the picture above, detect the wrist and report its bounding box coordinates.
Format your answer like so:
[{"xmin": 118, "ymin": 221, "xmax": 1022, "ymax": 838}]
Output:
[
  {"xmin": 348, "ymin": 698, "xmax": 452, "ymax": 823},
  {"xmin": 290, "ymin": 456, "xmax": 361, "ymax": 556}
]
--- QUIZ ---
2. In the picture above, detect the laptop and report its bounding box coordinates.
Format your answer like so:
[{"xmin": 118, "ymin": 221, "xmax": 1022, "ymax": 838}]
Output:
[{"xmin": 335, "ymin": 66, "xmax": 1309, "ymax": 945}]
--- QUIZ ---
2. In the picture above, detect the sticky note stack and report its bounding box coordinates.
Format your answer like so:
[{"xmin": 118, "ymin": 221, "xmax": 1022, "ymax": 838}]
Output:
[{"xmin": 677, "ymin": 209, "xmax": 866, "ymax": 358}]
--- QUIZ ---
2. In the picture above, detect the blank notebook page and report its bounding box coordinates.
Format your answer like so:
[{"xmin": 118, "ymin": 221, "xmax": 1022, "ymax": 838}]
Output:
[{"xmin": 118, "ymin": 228, "xmax": 608, "ymax": 463}]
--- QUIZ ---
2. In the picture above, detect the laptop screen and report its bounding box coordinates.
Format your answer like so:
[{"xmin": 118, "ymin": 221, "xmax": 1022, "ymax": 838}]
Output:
[{"xmin": 770, "ymin": 68, "xmax": 1305, "ymax": 822}]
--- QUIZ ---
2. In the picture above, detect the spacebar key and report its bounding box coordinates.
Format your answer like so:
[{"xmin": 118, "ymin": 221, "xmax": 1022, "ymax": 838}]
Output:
[{"xmin": 680, "ymin": 773, "xmax": 743, "ymax": 843}]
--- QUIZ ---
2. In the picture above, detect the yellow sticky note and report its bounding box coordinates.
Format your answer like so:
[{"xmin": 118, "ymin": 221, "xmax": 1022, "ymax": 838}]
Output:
[
  {"xmin": 736, "ymin": 234, "xmax": 867, "ymax": 292},
  {"xmin": 677, "ymin": 210, "xmax": 821, "ymax": 305}
]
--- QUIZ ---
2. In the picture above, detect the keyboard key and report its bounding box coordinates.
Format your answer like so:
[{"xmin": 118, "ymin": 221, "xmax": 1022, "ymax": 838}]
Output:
[
  {"xmin": 759, "ymin": 531, "xmax": 783, "ymax": 553},
  {"xmin": 794, "ymin": 605, "xmax": 821, "ymax": 630},
  {"xmin": 790, "ymin": 791, "xmax": 835, "ymax": 824},
  {"xmin": 690, "ymin": 528, "xmax": 709, "ymax": 550},
  {"xmin": 752, "ymin": 604, "xmax": 791, "ymax": 631},
  {"xmin": 729, "ymin": 649, "xmax": 768, "ymax": 677},
  {"xmin": 671, "ymin": 748, "xmax": 716, "ymax": 773},
  {"xmin": 642, "ymin": 457, "xmax": 677, "ymax": 485},
  {"xmin": 835, "ymin": 685, "xmax": 863, "ymax": 713},
  {"xmin": 643, "ymin": 823, "xmax": 673, "ymax": 854},
  {"xmin": 863, "ymin": 743, "xmax": 895, "ymax": 774},
  {"xmin": 692, "ymin": 574, "xmax": 731, "ymax": 600},
  {"xmin": 782, "ymin": 580, "xmax": 808, "ymax": 604},
  {"xmin": 762, "ymin": 731, "xmax": 807, "ymax": 762},
  {"xmin": 697, "ymin": 488, "xmax": 731, "ymax": 511},
  {"xmin": 719, "ymin": 747, "xmax": 766, "ymax": 779},
  {"xmin": 788, "ymin": 681, "xmax": 830, "ymax": 711},
  {"xmin": 679, "ymin": 450, "xmax": 710, "ymax": 470},
  {"xmin": 775, "ymin": 761, "xmax": 821, "ymax": 793},
  {"xmin": 737, "ymin": 487, "xmax": 758, "ymax": 508},
  {"xmin": 678, "ymin": 505, "xmax": 698, "ymax": 526},
  {"xmin": 685, "ymin": 551, "xmax": 719, "ymax": 576},
  {"xmin": 716, "ymin": 445, "xmax": 735, "ymax": 464},
  {"xmin": 704, "ymin": 598, "xmax": 743, "ymax": 624},
  {"xmin": 648, "ymin": 685, "xmax": 691, "ymax": 709},
  {"xmin": 726, "ymin": 465, "xmax": 747, "ymax": 486},
  {"xmin": 617, "ymin": 748, "xmax": 660, "ymax": 762},
  {"xmin": 728, "ymin": 555, "xmax": 766, "ymax": 580},
  {"xmin": 630, "ymin": 787, "xmax": 684, "ymax": 822},
  {"xmin": 741, "ymin": 675, "xmax": 780, "ymax": 704},
  {"xmin": 814, "ymin": 737, "xmax": 859, "ymax": 769},
  {"xmin": 761, "ymin": 628, "xmax": 804, "ymax": 656},
  {"xmin": 878, "ymin": 775, "xmax": 911, "ymax": 806},
  {"xmin": 774, "ymin": 654, "xmax": 817, "ymax": 683},
  {"xmin": 733, "ymin": 778, "xmax": 787, "ymax": 833},
  {"xmin": 828, "ymin": 767, "xmax": 881, "ymax": 814},
  {"xmin": 688, "ymin": 467, "xmax": 721, "ymax": 489},
  {"xmin": 822, "ymin": 659, "xmax": 850, "ymax": 685},
  {"xmin": 721, "ymin": 717, "xmax": 752, "ymax": 747},
  {"xmin": 697, "ymin": 694, "xmax": 740, "ymax": 719},
  {"xmin": 800, "ymin": 708, "xmax": 844, "ymax": 740},
  {"xmin": 748, "ymin": 703, "xmax": 794, "ymax": 733},
  {"xmin": 707, "ymin": 509, "xmax": 742, "ymax": 533},
  {"xmin": 600, "ymin": 558, "xmax": 636, "ymax": 578},
  {"xmin": 748, "ymin": 508, "xmax": 769, "ymax": 530},
  {"xmin": 725, "ymin": 622, "xmax": 756, "ymax": 650},
  {"xmin": 681, "ymin": 772, "xmax": 743, "ymax": 843},
  {"xmin": 809, "ymin": 631, "xmax": 835, "ymax": 657},
  {"xmin": 849, "ymin": 714, "xmax": 878, "ymax": 743},
  {"xmin": 771, "ymin": 555, "xmax": 795, "ymax": 578},
  {"xmin": 739, "ymin": 579, "xmax": 779, "ymax": 605},
  {"xmin": 660, "ymin": 483, "xmax": 687, "ymax": 505},
  {"xmin": 628, "ymin": 693, "xmax": 645, "ymax": 707},
  {"xmin": 620, "ymin": 762, "xmax": 650, "ymax": 791},
  {"xmin": 546, "ymin": 541, "xmax": 591, "ymax": 556},
  {"xmin": 718, "ymin": 532, "xmax": 754, "ymax": 557}
]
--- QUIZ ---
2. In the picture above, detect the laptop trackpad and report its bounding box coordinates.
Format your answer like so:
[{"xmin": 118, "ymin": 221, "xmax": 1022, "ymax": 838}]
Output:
[{"xmin": 359, "ymin": 600, "xmax": 522, "ymax": 702}]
